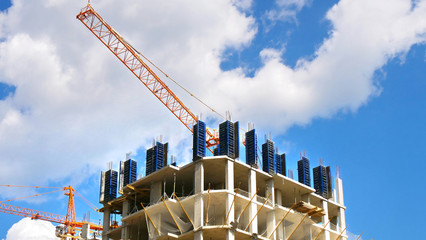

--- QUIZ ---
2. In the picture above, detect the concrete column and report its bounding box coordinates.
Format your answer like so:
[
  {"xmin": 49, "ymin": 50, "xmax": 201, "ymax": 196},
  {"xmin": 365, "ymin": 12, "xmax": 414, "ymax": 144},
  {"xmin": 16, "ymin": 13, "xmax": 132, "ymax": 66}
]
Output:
[
  {"xmin": 121, "ymin": 201, "xmax": 131, "ymax": 240},
  {"xmin": 338, "ymin": 208, "xmax": 346, "ymax": 234},
  {"xmin": 122, "ymin": 200, "xmax": 130, "ymax": 217},
  {"xmin": 194, "ymin": 161, "xmax": 204, "ymax": 194},
  {"xmin": 321, "ymin": 200, "xmax": 330, "ymax": 240},
  {"xmin": 194, "ymin": 231, "xmax": 203, "ymax": 240},
  {"xmin": 248, "ymin": 169, "xmax": 257, "ymax": 234},
  {"xmin": 336, "ymin": 177, "xmax": 346, "ymax": 235},
  {"xmin": 336, "ymin": 178, "xmax": 344, "ymax": 205},
  {"xmin": 150, "ymin": 181, "xmax": 162, "ymax": 205},
  {"xmin": 275, "ymin": 190, "xmax": 282, "ymax": 206},
  {"xmin": 194, "ymin": 161, "xmax": 204, "ymax": 240},
  {"xmin": 275, "ymin": 190, "xmax": 283, "ymax": 240},
  {"xmin": 301, "ymin": 193, "xmax": 310, "ymax": 203},
  {"xmin": 266, "ymin": 179, "xmax": 276, "ymax": 240},
  {"xmin": 102, "ymin": 206, "xmax": 111, "ymax": 240},
  {"xmin": 81, "ymin": 223, "xmax": 90, "ymax": 240},
  {"xmin": 120, "ymin": 222, "xmax": 128, "ymax": 240},
  {"xmin": 303, "ymin": 224, "xmax": 312, "ymax": 240},
  {"xmin": 225, "ymin": 160, "xmax": 235, "ymax": 240}
]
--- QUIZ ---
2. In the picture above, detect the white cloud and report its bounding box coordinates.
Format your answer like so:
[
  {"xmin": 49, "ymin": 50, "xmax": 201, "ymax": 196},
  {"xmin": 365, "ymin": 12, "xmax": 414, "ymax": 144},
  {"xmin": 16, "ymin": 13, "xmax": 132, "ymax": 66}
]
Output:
[
  {"xmin": 6, "ymin": 218, "xmax": 59, "ymax": 240},
  {"xmin": 0, "ymin": 0, "xmax": 425, "ymax": 201},
  {"xmin": 211, "ymin": 0, "xmax": 426, "ymax": 130},
  {"xmin": 0, "ymin": 0, "xmax": 255, "ymax": 195},
  {"xmin": 266, "ymin": 0, "xmax": 312, "ymax": 22},
  {"xmin": 232, "ymin": 0, "xmax": 253, "ymax": 11}
]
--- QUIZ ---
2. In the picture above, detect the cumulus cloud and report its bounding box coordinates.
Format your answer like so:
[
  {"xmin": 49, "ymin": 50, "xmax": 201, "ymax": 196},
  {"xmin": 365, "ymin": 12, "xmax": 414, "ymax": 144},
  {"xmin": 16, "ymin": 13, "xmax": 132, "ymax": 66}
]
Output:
[
  {"xmin": 266, "ymin": 0, "xmax": 312, "ymax": 22},
  {"xmin": 6, "ymin": 218, "xmax": 58, "ymax": 240},
  {"xmin": 0, "ymin": 0, "xmax": 255, "ymax": 195},
  {"xmin": 0, "ymin": 0, "xmax": 425, "ymax": 200},
  {"xmin": 212, "ymin": 0, "xmax": 426, "ymax": 130}
]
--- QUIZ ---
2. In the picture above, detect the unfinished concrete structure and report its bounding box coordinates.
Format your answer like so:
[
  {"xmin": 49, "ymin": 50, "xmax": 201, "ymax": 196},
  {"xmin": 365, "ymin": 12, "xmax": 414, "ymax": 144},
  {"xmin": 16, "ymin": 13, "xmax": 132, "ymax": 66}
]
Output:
[{"xmin": 99, "ymin": 156, "xmax": 347, "ymax": 240}]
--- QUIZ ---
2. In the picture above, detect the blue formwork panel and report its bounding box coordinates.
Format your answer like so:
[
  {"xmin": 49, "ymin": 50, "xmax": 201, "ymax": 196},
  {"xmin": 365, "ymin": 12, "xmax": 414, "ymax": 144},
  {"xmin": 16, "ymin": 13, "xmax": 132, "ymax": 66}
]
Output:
[
  {"xmin": 233, "ymin": 121, "xmax": 240, "ymax": 159},
  {"xmin": 298, "ymin": 157, "xmax": 311, "ymax": 187},
  {"xmin": 103, "ymin": 169, "xmax": 118, "ymax": 203},
  {"xmin": 275, "ymin": 153, "xmax": 281, "ymax": 174},
  {"xmin": 245, "ymin": 129, "xmax": 258, "ymax": 166},
  {"xmin": 155, "ymin": 142, "xmax": 165, "ymax": 170},
  {"xmin": 146, "ymin": 141, "xmax": 167, "ymax": 176},
  {"xmin": 193, "ymin": 120, "xmax": 206, "ymax": 161},
  {"xmin": 313, "ymin": 165, "xmax": 325, "ymax": 197},
  {"xmin": 213, "ymin": 147, "xmax": 218, "ymax": 156},
  {"xmin": 99, "ymin": 172, "xmax": 104, "ymax": 203},
  {"xmin": 326, "ymin": 166, "xmax": 332, "ymax": 199},
  {"xmin": 219, "ymin": 120, "xmax": 237, "ymax": 159},
  {"xmin": 146, "ymin": 148, "xmax": 154, "ymax": 176},
  {"xmin": 124, "ymin": 159, "xmax": 137, "ymax": 186},
  {"xmin": 281, "ymin": 154, "xmax": 286, "ymax": 176},
  {"xmin": 314, "ymin": 165, "xmax": 332, "ymax": 199},
  {"xmin": 262, "ymin": 140, "xmax": 275, "ymax": 174}
]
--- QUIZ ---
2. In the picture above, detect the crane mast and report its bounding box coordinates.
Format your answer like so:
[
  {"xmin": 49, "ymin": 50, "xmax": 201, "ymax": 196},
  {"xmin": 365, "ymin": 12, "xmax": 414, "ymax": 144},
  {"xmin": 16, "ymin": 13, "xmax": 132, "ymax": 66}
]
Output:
[
  {"xmin": 0, "ymin": 185, "xmax": 102, "ymax": 239},
  {"xmin": 76, "ymin": 4, "xmax": 219, "ymax": 151}
]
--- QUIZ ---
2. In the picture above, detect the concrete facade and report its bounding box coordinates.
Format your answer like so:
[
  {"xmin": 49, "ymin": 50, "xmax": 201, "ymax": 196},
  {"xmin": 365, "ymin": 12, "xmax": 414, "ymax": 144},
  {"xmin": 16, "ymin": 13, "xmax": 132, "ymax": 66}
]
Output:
[{"xmin": 100, "ymin": 156, "xmax": 347, "ymax": 240}]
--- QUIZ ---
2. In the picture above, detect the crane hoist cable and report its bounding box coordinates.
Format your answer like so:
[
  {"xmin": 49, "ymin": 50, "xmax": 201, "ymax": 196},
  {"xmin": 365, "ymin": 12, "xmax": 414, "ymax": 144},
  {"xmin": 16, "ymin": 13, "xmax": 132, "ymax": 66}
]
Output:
[
  {"xmin": 132, "ymin": 45, "xmax": 250, "ymax": 134},
  {"xmin": 74, "ymin": 189, "xmax": 100, "ymax": 213},
  {"xmin": 77, "ymin": 3, "xmax": 251, "ymax": 154},
  {"xmin": 0, "ymin": 189, "xmax": 65, "ymax": 203},
  {"xmin": 116, "ymin": 28, "xmax": 225, "ymax": 120},
  {"xmin": 134, "ymin": 45, "xmax": 251, "ymax": 136},
  {"xmin": 0, "ymin": 184, "xmax": 62, "ymax": 189}
]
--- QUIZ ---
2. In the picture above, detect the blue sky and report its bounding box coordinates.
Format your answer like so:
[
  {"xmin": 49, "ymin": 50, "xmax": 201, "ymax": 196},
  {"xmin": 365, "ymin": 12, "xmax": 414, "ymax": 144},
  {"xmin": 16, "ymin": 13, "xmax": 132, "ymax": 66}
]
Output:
[{"xmin": 0, "ymin": 0, "xmax": 425, "ymax": 239}]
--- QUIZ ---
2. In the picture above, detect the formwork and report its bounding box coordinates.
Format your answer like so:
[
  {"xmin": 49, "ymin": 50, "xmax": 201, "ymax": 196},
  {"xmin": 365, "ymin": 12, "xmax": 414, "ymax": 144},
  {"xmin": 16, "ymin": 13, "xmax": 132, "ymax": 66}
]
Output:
[{"xmin": 99, "ymin": 157, "xmax": 348, "ymax": 240}]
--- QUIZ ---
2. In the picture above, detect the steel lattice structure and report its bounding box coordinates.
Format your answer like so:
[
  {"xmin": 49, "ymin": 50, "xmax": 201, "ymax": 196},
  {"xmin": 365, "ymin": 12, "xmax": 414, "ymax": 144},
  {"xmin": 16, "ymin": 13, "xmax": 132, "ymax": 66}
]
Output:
[
  {"xmin": 0, "ymin": 202, "xmax": 66, "ymax": 224},
  {"xmin": 0, "ymin": 186, "xmax": 103, "ymax": 236},
  {"xmin": 76, "ymin": 4, "xmax": 219, "ymax": 151}
]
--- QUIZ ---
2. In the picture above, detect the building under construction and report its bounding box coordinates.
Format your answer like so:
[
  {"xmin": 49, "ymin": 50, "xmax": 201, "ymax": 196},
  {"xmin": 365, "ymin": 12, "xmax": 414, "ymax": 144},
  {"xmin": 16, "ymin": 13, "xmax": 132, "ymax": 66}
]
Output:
[
  {"xmin": 76, "ymin": 4, "xmax": 348, "ymax": 240},
  {"xmin": 98, "ymin": 120, "xmax": 347, "ymax": 240}
]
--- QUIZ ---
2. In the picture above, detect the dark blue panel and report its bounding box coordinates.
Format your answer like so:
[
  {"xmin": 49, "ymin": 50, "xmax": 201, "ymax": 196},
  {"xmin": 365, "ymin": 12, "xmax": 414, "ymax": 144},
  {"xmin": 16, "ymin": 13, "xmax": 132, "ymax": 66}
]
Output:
[
  {"xmin": 314, "ymin": 165, "xmax": 332, "ymax": 198},
  {"xmin": 245, "ymin": 129, "xmax": 258, "ymax": 166},
  {"xmin": 219, "ymin": 120, "xmax": 236, "ymax": 158},
  {"xmin": 262, "ymin": 140, "xmax": 275, "ymax": 174},
  {"xmin": 297, "ymin": 157, "xmax": 311, "ymax": 187},
  {"xmin": 146, "ymin": 142, "xmax": 167, "ymax": 175},
  {"xmin": 281, "ymin": 154, "xmax": 286, "ymax": 176},
  {"xmin": 193, "ymin": 120, "xmax": 206, "ymax": 161},
  {"xmin": 104, "ymin": 170, "xmax": 118, "ymax": 202},
  {"xmin": 275, "ymin": 153, "xmax": 281, "ymax": 174},
  {"xmin": 124, "ymin": 159, "xmax": 137, "ymax": 186}
]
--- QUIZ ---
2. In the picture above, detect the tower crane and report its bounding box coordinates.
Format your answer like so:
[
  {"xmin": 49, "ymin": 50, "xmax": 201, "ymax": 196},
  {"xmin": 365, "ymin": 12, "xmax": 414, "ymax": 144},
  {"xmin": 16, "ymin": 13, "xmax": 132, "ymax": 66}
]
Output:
[
  {"xmin": 0, "ymin": 185, "xmax": 102, "ymax": 239},
  {"xmin": 76, "ymin": 3, "xmax": 221, "ymax": 152}
]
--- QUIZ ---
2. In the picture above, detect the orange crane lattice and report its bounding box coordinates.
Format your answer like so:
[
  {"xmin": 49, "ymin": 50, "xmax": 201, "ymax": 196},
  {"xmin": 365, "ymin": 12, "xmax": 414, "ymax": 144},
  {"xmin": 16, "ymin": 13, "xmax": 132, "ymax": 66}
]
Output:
[
  {"xmin": 76, "ymin": 4, "xmax": 220, "ymax": 152},
  {"xmin": 0, "ymin": 185, "xmax": 102, "ymax": 238}
]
